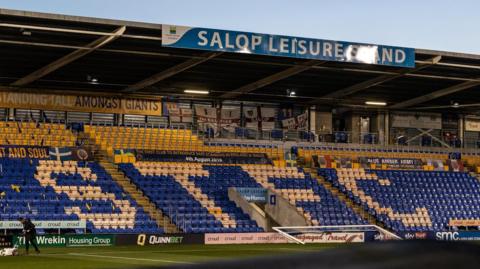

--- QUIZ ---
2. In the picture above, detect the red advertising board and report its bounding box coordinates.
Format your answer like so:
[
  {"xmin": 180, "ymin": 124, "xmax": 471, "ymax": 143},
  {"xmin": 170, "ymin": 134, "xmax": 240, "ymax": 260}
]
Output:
[{"xmin": 204, "ymin": 233, "xmax": 288, "ymax": 245}]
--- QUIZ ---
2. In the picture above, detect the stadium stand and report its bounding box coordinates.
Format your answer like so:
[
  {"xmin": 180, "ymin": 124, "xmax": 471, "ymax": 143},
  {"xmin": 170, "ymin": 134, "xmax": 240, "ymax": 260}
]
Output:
[
  {"xmin": 38, "ymin": 160, "xmax": 162, "ymax": 233},
  {"xmin": 119, "ymin": 162, "xmax": 263, "ymax": 233},
  {"xmin": 84, "ymin": 125, "xmax": 285, "ymax": 163},
  {"xmin": 85, "ymin": 123, "xmax": 428, "ymax": 232},
  {"xmin": 0, "ymin": 143, "xmax": 163, "ymax": 234},
  {"xmin": 242, "ymin": 165, "xmax": 368, "ymax": 226},
  {"xmin": 2, "ymin": 118, "xmax": 478, "ymax": 236},
  {"xmin": 318, "ymin": 167, "xmax": 480, "ymax": 232},
  {"xmin": 117, "ymin": 160, "xmax": 369, "ymax": 232}
]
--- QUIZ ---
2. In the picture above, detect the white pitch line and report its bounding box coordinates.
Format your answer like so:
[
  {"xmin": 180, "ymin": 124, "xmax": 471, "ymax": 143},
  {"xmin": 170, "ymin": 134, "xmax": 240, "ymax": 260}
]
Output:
[
  {"xmin": 68, "ymin": 253, "xmax": 194, "ymax": 264},
  {"xmin": 37, "ymin": 246, "xmax": 311, "ymax": 257},
  {"xmin": 59, "ymin": 247, "xmax": 311, "ymax": 255}
]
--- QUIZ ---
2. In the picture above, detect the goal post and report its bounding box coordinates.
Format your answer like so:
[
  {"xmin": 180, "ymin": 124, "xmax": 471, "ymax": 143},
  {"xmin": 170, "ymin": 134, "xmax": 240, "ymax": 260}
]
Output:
[{"xmin": 272, "ymin": 225, "xmax": 402, "ymax": 245}]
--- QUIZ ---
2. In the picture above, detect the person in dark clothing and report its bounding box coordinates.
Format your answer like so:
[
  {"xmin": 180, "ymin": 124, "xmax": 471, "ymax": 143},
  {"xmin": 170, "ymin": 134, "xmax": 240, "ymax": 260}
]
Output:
[{"xmin": 18, "ymin": 218, "xmax": 40, "ymax": 255}]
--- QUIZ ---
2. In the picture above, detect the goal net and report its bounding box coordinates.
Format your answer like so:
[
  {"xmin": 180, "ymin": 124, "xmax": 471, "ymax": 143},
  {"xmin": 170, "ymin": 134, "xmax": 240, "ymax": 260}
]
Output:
[{"xmin": 272, "ymin": 225, "xmax": 401, "ymax": 244}]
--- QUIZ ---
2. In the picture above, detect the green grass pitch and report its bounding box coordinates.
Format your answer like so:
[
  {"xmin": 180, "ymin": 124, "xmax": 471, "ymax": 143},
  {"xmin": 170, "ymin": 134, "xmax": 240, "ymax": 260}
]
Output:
[{"xmin": 0, "ymin": 244, "xmax": 339, "ymax": 269}]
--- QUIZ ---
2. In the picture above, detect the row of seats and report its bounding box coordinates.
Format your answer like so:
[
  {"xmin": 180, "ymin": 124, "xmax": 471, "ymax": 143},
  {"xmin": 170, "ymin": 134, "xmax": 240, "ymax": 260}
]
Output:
[
  {"xmin": 135, "ymin": 162, "xmax": 209, "ymax": 176},
  {"xmin": 37, "ymin": 160, "xmax": 97, "ymax": 180},
  {"xmin": 0, "ymin": 122, "xmax": 67, "ymax": 129},
  {"xmin": 205, "ymin": 142, "xmax": 283, "ymax": 159},
  {"xmin": 86, "ymin": 125, "xmax": 193, "ymax": 134},
  {"xmin": 242, "ymin": 165, "xmax": 305, "ymax": 178},
  {"xmin": 0, "ymin": 122, "xmax": 76, "ymax": 147},
  {"xmin": 85, "ymin": 125, "xmax": 203, "ymax": 152},
  {"xmin": 298, "ymin": 145, "xmax": 478, "ymax": 156}
]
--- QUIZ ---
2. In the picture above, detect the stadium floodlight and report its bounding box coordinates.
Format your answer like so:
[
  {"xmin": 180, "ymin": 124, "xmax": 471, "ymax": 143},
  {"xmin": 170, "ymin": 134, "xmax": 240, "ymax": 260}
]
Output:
[
  {"xmin": 287, "ymin": 89, "xmax": 296, "ymax": 97},
  {"xmin": 184, "ymin": 89, "xmax": 209, "ymax": 95},
  {"xmin": 87, "ymin": 75, "xmax": 98, "ymax": 84},
  {"xmin": 19, "ymin": 28, "xmax": 31, "ymax": 36},
  {"xmin": 365, "ymin": 101, "xmax": 387, "ymax": 106}
]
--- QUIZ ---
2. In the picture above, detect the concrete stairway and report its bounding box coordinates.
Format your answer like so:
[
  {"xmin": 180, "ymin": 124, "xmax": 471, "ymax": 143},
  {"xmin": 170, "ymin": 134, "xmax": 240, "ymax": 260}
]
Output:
[
  {"xmin": 94, "ymin": 150, "xmax": 179, "ymax": 233},
  {"xmin": 304, "ymin": 167, "xmax": 385, "ymax": 228}
]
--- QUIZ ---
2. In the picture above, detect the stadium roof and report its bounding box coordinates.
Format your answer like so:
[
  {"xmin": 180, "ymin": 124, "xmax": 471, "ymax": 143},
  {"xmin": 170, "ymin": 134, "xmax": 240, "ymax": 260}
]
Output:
[{"xmin": 1, "ymin": 8, "xmax": 480, "ymax": 112}]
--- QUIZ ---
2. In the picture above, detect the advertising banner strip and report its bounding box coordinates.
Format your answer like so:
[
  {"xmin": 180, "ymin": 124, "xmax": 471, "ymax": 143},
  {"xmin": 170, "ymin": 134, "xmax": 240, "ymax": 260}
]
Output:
[
  {"xmin": 204, "ymin": 232, "xmax": 364, "ymax": 244},
  {"xmin": 0, "ymin": 220, "xmax": 86, "ymax": 229},
  {"xmin": 0, "ymin": 146, "xmax": 50, "ymax": 159},
  {"xmin": 449, "ymin": 219, "xmax": 480, "ymax": 227},
  {"xmin": 13, "ymin": 235, "xmax": 66, "ymax": 247},
  {"xmin": 465, "ymin": 118, "xmax": 480, "ymax": 132},
  {"xmin": 436, "ymin": 231, "xmax": 480, "ymax": 241},
  {"xmin": 294, "ymin": 232, "xmax": 365, "ymax": 243},
  {"xmin": 398, "ymin": 231, "xmax": 480, "ymax": 241},
  {"xmin": 12, "ymin": 234, "xmax": 115, "ymax": 247},
  {"xmin": 359, "ymin": 157, "xmax": 423, "ymax": 169},
  {"xmin": 391, "ymin": 112, "xmax": 442, "ymax": 129},
  {"xmin": 135, "ymin": 234, "xmax": 205, "ymax": 246},
  {"xmin": 67, "ymin": 234, "xmax": 115, "ymax": 247},
  {"xmin": 135, "ymin": 150, "xmax": 271, "ymax": 164},
  {"xmin": 0, "ymin": 91, "xmax": 162, "ymax": 116},
  {"xmin": 204, "ymin": 232, "xmax": 289, "ymax": 245},
  {"xmin": 234, "ymin": 188, "xmax": 267, "ymax": 202},
  {"xmin": 162, "ymin": 25, "xmax": 415, "ymax": 68}
]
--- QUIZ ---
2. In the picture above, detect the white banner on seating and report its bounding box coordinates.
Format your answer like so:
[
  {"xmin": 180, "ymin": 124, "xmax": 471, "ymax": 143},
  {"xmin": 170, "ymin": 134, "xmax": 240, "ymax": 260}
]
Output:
[
  {"xmin": 164, "ymin": 102, "xmax": 177, "ymax": 115},
  {"xmin": 195, "ymin": 106, "xmax": 241, "ymax": 135},
  {"xmin": 243, "ymin": 107, "xmax": 276, "ymax": 130},
  {"xmin": 297, "ymin": 112, "xmax": 308, "ymax": 130},
  {"xmin": 166, "ymin": 102, "xmax": 193, "ymax": 123},
  {"xmin": 243, "ymin": 107, "xmax": 259, "ymax": 129},
  {"xmin": 282, "ymin": 117, "xmax": 297, "ymax": 130},
  {"xmin": 391, "ymin": 112, "xmax": 442, "ymax": 129},
  {"xmin": 281, "ymin": 112, "xmax": 308, "ymax": 130},
  {"xmin": 260, "ymin": 107, "xmax": 276, "ymax": 130},
  {"xmin": 465, "ymin": 118, "xmax": 480, "ymax": 132},
  {"xmin": 169, "ymin": 107, "xmax": 193, "ymax": 123},
  {"xmin": 195, "ymin": 105, "xmax": 218, "ymax": 133},
  {"xmin": 219, "ymin": 108, "xmax": 241, "ymax": 132},
  {"xmin": 0, "ymin": 220, "xmax": 86, "ymax": 229}
]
